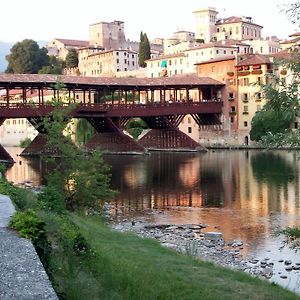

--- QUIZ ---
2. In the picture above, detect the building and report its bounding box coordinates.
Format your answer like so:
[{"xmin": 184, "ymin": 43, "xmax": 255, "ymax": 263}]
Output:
[
  {"xmin": 78, "ymin": 49, "xmax": 138, "ymax": 77},
  {"xmin": 146, "ymin": 41, "xmax": 239, "ymax": 77},
  {"xmin": 89, "ymin": 20, "xmax": 126, "ymax": 50},
  {"xmin": 243, "ymin": 36, "xmax": 281, "ymax": 55},
  {"xmin": 46, "ymin": 38, "xmax": 89, "ymax": 60},
  {"xmin": 195, "ymin": 54, "xmax": 273, "ymax": 145},
  {"xmin": 193, "ymin": 7, "xmax": 263, "ymax": 43}
]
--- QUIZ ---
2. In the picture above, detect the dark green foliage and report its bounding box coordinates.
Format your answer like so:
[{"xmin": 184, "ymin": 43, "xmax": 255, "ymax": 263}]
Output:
[
  {"xmin": 6, "ymin": 39, "xmax": 49, "ymax": 74},
  {"xmin": 250, "ymin": 109, "xmax": 293, "ymax": 142},
  {"xmin": 37, "ymin": 186, "xmax": 66, "ymax": 213},
  {"xmin": 38, "ymin": 55, "xmax": 65, "ymax": 74},
  {"xmin": 251, "ymin": 152, "xmax": 295, "ymax": 186},
  {"xmin": 19, "ymin": 137, "xmax": 32, "ymax": 148},
  {"xmin": 65, "ymin": 48, "xmax": 78, "ymax": 68},
  {"xmin": 126, "ymin": 118, "xmax": 148, "ymax": 139},
  {"xmin": 138, "ymin": 32, "xmax": 151, "ymax": 68},
  {"xmin": 75, "ymin": 119, "xmax": 96, "ymax": 145}
]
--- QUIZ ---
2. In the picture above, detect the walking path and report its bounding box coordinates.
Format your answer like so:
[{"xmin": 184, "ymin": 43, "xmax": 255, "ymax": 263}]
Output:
[{"xmin": 0, "ymin": 194, "xmax": 58, "ymax": 300}]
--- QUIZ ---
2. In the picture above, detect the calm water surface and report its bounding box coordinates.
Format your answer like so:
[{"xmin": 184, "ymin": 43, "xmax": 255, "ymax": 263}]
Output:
[{"xmin": 5, "ymin": 147, "xmax": 300, "ymax": 293}]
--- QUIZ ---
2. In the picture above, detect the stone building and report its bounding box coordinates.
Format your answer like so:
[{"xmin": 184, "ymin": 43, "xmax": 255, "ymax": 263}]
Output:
[{"xmin": 46, "ymin": 38, "xmax": 89, "ymax": 60}]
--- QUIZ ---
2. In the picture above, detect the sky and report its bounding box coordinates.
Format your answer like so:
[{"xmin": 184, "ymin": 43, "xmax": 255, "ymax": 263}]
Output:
[{"xmin": 0, "ymin": 0, "xmax": 299, "ymax": 43}]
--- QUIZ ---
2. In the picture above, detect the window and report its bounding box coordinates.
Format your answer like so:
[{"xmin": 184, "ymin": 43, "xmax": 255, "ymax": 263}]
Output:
[
  {"xmin": 244, "ymin": 121, "xmax": 248, "ymax": 127},
  {"xmin": 230, "ymin": 117, "xmax": 235, "ymax": 123},
  {"xmin": 188, "ymin": 117, "xmax": 192, "ymax": 124},
  {"xmin": 169, "ymin": 60, "xmax": 172, "ymax": 66},
  {"xmin": 188, "ymin": 127, "xmax": 192, "ymax": 133},
  {"xmin": 244, "ymin": 93, "xmax": 248, "ymax": 101},
  {"xmin": 116, "ymin": 59, "xmax": 119, "ymax": 63},
  {"xmin": 124, "ymin": 59, "xmax": 127, "ymax": 64},
  {"xmin": 244, "ymin": 105, "xmax": 248, "ymax": 112},
  {"xmin": 116, "ymin": 52, "xmax": 119, "ymax": 56},
  {"xmin": 229, "ymin": 92, "xmax": 234, "ymax": 99},
  {"xmin": 216, "ymin": 50, "xmax": 219, "ymax": 54},
  {"xmin": 244, "ymin": 78, "xmax": 249, "ymax": 86}
]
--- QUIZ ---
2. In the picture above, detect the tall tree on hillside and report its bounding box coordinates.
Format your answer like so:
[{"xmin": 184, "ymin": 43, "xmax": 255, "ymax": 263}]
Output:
[
  {"xmin": 138, "ymin": 32, "xmax": 151, "ymax": 68},
  {"xmin": 65, "ymin": 48, "xmax": 78, "ymax": 68},
  {"xmin": 5, "ymin": 39, "xmax": 49, "ymax": 74}
]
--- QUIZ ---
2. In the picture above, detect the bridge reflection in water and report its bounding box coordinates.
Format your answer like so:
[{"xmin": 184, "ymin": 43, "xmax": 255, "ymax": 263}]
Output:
[{"xmin": 0, "ymin": 73, "xmax": 224, "ymax": 159}]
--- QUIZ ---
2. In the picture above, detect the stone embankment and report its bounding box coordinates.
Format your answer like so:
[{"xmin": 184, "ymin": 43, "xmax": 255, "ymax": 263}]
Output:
[
  {"xmin": 0, "ymin": 194, "xmax": 58, "ymax": 300},
  {"xmin": 109, "ymin": 213, "xmax": 300, "ymax": 284}
]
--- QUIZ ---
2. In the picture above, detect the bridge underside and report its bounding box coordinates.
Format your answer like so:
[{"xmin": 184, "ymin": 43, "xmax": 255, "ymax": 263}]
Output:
[{"xmin": 139, "ymin": 129, "xmax": 205, "ymax": 151}]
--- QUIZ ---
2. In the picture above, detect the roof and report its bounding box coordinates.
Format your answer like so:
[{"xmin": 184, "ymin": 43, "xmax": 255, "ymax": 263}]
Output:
[
  {"xmin": 145, "ymin": 53, "xmax": 186, "ymax": 62},
  {"xmin": 236, "ymin": 54, "xmax": 271, "ymax": 66},
  {"xmin": 185, "ymin": 42, "xmax": 237, "ymax": 52},
  {"xmin": 289, "ymin": 32, "xmax": 300, "ymax": 37},
  {"xmin": 195, "ymin": 56, "xmax": 236, "ymax": 65},
  {"xmin": 271, "ymin": 47, "xmax": 300, "ymax": 61},
  {"xmin": 216, "ymin": 16, "xmax": 263, "ymax": 28},
  {"xmin": 55, "ymin": 38, "xmax": 89, "ymax": 47},
  {"xmin": 280, "ymin": 37, "xmax": 300, "ymax": 45},
  {"xmin": 0, "ymin": 74, "xmax": 224, "ymax": 89}
]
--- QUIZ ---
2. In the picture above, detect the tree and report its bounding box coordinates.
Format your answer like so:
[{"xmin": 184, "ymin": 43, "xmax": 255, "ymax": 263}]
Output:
[
  {"xmin": 38, "ymin": 55, "xmax": 65, "ymax": 74},
  {"xmin": 6, "ymin": 39, "xmax": 49, "ymax": 74},
  {"xmin": 138, "ymin": 32, "xmax": 151, "ymax": 68},
  {"xmin": 249, "ymin": 49, "xmax": 300, "ymax": 146},
  {"xmin": 40, "ymin": 84, "xmax": 115, "ymax": 211},
  {"xmin": 65, "ymin": 48, "xmax": 78, "ymax": 68}
]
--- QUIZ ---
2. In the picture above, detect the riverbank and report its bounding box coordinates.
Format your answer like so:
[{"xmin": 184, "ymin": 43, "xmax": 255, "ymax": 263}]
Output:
[{"xmin": 109, "ymin": 212, "xmax": 300, "ymax": 285}]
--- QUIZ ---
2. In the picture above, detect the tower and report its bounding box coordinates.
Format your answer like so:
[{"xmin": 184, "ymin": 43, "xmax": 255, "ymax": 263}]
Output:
[{"xmin": 193, "ymin": 7, "xmax": 218, "ymax": 43}]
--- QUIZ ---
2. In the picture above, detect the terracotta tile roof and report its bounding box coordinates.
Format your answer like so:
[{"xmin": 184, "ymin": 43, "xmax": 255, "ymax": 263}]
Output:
[
  {"xmin": 289, "ymin": 32, "xmax": 300, "ymax": 37},
  {"xmin": 0, "ymin": 74, "xmax": 224, "ymax": 88},
  {"xmin": 195, "ymin": 56, "xmax": 236, "ymax": 66},
  {"xmin": 271, "ymin": 47, "xmax": 300, "ymax": 61},
  {"xmin": 280, "ymin": 37, "xmax": 300, "ymax": 45},
  {"xmin": 55, "ymin": 38, "xmax": 89, "ymax": 47},
  {"xmin": 217, "ymin": 16, "xmax": 263, "ymax": 28},
  {"xmin": 236, "ymin": 54, "xmax": 271, "ymax": 66}
]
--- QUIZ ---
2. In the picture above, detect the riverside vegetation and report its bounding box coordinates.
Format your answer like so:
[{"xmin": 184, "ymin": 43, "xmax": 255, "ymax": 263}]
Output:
[{"xmin": 0, "ymin": 103, "xmax": 299, "ymax": 299}]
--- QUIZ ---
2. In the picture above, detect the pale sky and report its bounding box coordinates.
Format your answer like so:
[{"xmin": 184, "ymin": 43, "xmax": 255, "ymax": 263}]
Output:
[{"xmin": 0, "ymin": 0, "xmax": 298, "ymax": 43}]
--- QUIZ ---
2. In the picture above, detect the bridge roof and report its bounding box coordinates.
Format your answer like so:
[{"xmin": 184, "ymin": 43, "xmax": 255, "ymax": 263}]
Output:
[{"xmin": 0, "ymin": 74, "xmax": 224, "ymax": 90}]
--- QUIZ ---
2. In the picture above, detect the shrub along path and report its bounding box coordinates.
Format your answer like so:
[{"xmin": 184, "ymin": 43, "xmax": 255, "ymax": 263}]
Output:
[{"xmin": 0, "ymin": 194, "xmax": 58, "ymax": 300}]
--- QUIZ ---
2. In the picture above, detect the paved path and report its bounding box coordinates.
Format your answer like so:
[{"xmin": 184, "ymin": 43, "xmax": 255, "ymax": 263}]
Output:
[{"xmin": 0, "ymin": 194, "xmax": 58, "ymax": 300}]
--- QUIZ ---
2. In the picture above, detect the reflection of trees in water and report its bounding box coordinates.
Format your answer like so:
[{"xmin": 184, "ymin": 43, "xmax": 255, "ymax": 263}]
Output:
[
  {"xmin": 199, "ymin": 168, "xmax": 224, "ymax": 207},
  {"xmin": 251, "ymin": 152, "xmax": 296, "ymax": 186}
]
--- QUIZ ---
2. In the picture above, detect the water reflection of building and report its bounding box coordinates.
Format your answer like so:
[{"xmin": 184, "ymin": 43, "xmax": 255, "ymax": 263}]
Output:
[{"xmin": 5, "ymin": 147, "xmax": 41, "ymax": 186}]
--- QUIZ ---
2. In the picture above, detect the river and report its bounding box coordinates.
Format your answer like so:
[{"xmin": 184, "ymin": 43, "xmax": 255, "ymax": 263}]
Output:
[{"xmin": 4, "ymin": 147, "xmax": 300, "ymax": 294}]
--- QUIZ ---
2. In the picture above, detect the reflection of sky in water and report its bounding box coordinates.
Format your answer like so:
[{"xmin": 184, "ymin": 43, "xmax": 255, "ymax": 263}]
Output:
[{"xmin": 5, "ymin": 147, "xmax": 300, "ymax": 294}]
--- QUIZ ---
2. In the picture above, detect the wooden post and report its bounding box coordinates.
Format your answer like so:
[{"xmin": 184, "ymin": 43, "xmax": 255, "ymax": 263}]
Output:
[
  {"xmin": 111, "ymin": 90, "xmax": 114, "ymax": 106},
  {"xmin": 83, "ymin": 90, "xmax": 86, "ymax": 104},
  {"xmin": 41, "ymin": 88, "xmax": 44, "ymax": 105},
  {"xmin": 38, "ymin": 88, "xmax": 41, "ymax": 104},
  {"xmin": 6, "ymin": 88, "xmax": 9, "ymax": 107},
  {"xmin": 22, "ymin": 87, "xmax": 27, "ymax": 103},
  {"xmin": 88, "ymin": 89, "xmax": 91, "ymax": 104}
]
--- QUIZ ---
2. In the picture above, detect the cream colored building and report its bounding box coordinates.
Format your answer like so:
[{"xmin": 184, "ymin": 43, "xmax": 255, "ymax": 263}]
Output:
[
  {"xmin": 78, "ymin": 49, "xmax": 138, "ymax": 77},
  {"xmin": 244, "ymin": 36, "xmax": 281, "ymax": 54},
  {"xmin": 193, "ymin": 7, "xmax": 263, "ymax": 43},
  {"xmin": 146, "ymin": 42, "xmax": 238, "ymax": 77},
  {"xmin": 46, "ymin": 38, "xmax": 89, "ymax": 60}
]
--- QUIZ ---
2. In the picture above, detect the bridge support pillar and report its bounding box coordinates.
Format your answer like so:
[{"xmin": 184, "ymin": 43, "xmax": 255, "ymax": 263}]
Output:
[
  {"xmin": 138, "ymin": 128, "xmax": 206, "ymax": 151},
  {"xmin": 85, "ymin": 132, "xmax": 146, "ymax": 154},
  {"xmin": 20, "ymin": 133, "xmax": 48, "ymax": 156}
]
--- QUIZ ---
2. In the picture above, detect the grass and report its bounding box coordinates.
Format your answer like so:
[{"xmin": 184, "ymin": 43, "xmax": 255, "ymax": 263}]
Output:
[
  {"xmin": 1, "ymin": 178, "xmax": 300, "ymax": 299},
  {"xmin": 47, "ymin": 214, "xmax": 300, "ymax": 300}
]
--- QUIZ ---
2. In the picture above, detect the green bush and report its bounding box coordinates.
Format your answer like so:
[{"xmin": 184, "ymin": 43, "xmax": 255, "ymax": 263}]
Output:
[
  {"xmin": 37, "ymin": 186, "xmax": 65, "ymax": 213},
  {"xmin": 19, "ymin": 137, "xmax": 32, "ymax": 148},
  {"xmin": 9, "ymin": 209, "xmax": 46, "ymax": 240}
]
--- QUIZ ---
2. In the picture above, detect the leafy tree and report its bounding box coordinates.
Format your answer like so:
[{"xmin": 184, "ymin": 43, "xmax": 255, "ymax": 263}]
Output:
[
  {"xmin": 65, "ymin": 48, "xmax": 78, "ymax": 68},
  {"xmin": 6, "ymin": 39, "xmax": 49, "ymax": 74},
  {"xmin": 38, "ymin": 55, "xmax": 65, "ymax": 74},
  {"xmin": 250, "ymin": 50, "xmax": 300, "ymax": 145},
  {"xmin": 40, "ymin": 85, "xmax": 115, "ymax": 211},
  {"xmin": 138, "ymin": 32, "xmax": 151, "ymax": 68}
]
